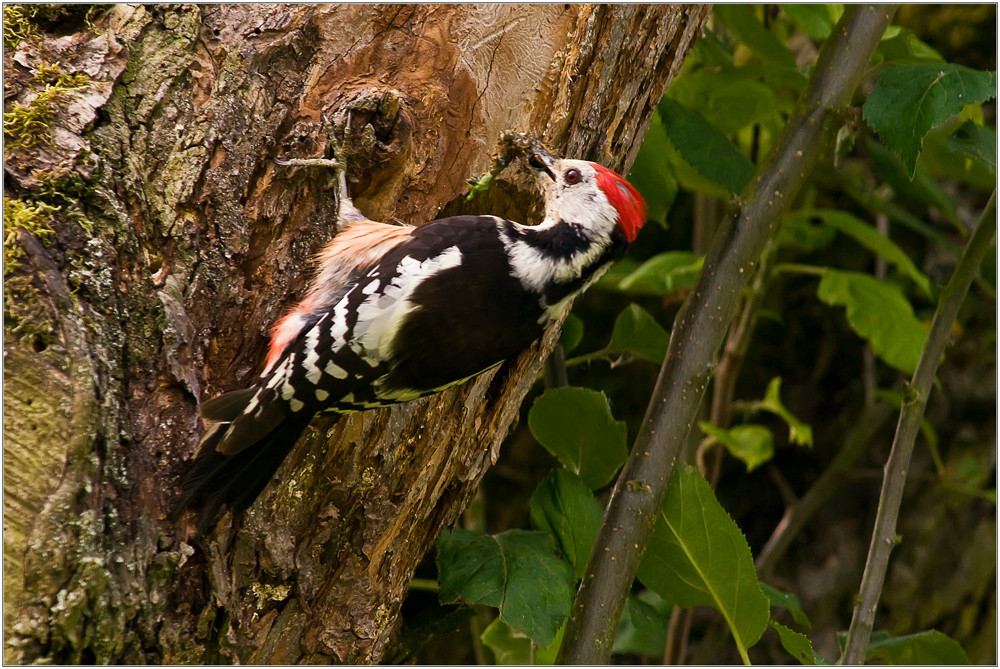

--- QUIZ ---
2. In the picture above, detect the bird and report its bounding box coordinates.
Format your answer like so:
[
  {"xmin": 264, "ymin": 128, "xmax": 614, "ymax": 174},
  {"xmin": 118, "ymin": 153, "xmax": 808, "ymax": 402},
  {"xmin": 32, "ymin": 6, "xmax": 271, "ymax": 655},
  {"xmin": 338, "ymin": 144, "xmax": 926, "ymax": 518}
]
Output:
[{"xmin": 176, "ymin": 127, "xmax": 647, "ymax": 532}]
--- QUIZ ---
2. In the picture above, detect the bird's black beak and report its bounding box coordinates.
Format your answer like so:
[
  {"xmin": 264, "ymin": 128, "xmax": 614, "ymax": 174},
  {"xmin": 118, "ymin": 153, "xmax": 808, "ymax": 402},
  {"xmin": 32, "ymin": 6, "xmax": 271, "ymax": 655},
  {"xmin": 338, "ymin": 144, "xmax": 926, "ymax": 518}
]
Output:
[{"xmin": 523, "ymin": 141, "xmax": 559, "ymax": 182}]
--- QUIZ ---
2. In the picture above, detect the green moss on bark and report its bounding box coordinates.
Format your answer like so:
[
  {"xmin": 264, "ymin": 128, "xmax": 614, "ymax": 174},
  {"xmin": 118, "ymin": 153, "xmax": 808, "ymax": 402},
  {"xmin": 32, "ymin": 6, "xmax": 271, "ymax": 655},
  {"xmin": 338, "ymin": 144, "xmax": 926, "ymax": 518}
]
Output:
[{"xmin": 3, "ymin": 65, "xmax": 91, "ymax": 149}]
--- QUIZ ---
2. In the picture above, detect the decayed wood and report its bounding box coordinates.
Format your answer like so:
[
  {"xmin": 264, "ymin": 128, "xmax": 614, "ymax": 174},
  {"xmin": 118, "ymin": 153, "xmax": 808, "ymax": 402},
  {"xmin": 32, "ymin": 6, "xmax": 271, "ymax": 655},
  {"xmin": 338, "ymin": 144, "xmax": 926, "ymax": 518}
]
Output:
[{"xmin": 3, "ymin": 4, "xmax": 708, "ymax": 663}]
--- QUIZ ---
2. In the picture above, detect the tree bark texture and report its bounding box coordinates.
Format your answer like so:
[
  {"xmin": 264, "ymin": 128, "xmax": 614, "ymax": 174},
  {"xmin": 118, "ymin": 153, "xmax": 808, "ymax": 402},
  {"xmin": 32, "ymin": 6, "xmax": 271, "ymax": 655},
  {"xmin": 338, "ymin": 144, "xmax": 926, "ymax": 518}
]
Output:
[{"xmin": 3, "ymin": 4, "xmax": 708, "ymax": 663}]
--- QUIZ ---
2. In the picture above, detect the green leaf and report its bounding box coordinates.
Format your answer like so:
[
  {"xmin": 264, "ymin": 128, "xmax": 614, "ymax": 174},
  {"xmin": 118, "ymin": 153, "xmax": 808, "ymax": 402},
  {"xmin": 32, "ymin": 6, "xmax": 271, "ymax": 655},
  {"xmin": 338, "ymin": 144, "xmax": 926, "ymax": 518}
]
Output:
[
  {"xmin": 529, "ymin": 469, "xmax": 604, "ymax": 578},
  {"xmin": 613, "ymin": 590, "xmax": 672, "ymax": 658},
  {"xmin": 800, "ymin": 209, "xmax": 933, "ymax": 298},
  {"xmin": 691, "ymin": 28, "xmax": 735, "ymax": 67},
  {"xmin": 658, "ymin": 98, "xmax": 756, "ymax": 194},
  {"xmin": 606, "ymin": 303, "xmax": 671, "ymax": 365},
  {"xmin": 947, "ymin": 120, "xmax": 997, "ymax": 175},
  {"xmin": 481, "ymin": 618, "xmax": 563, "ymax": 665},
  {"xmin": 817, "ymin": 269, "xmax": 928, "ymax": 375},
  {"xmin": 761, "ymin": 582, "xmax": 812, "ymax": 629},
  {"xmin": 770, "ymin": 620, "xmax": 826, "ymax": 665},
  {"xmin": 618, "ymin": 251, "xmax": 704, "ymax": 297},
  {"xmin": 437, "ymin": 529, "xmax": 504, "ymax": 607},
  {"xmin": 713, "ymin": 5, "xmax": 797, "ymax": 68},
  {"xmin": 863, "ymin": 63, "xmax": 998, "ymax": 177},
  {"xmin": 559, "ymin": 313, "xmax": 584, "ymax": 353},
  {"xmin": 918, "ymin": 116, "xmax": 997, "ymax": 191},
  {"xmin": 627, "ymin": 113, "xmax": 678, "ymax": 228},
  {"xmin": 753, "ymin": 377, "xmax": 814, "ymax": 447},
  {"xmin": 594, "ymin": 257, "xmax": 641, "ymax": 292},
  {"xmin": 436, "ymin": 529, "xmax": 575, "ymax": 647},
  {"xmin": 867, "ymin": 137, "xmax": 959, "ymax": 224},
  {"xmin": 637, "ymin": 463, "xmax": 770, "ymax": 661},
  {"xmin": 698, "ymin": 422, "xmax": 775, "ymax": 472},
  {"xmin": 875, "ymin": 26, "xmax": 944, "ymax": 65},
  {"xmin": 667, "ymin": 66, "xmax": 782, "ymax": 135},
  {"xmin": 840, "ymin": 629, "xmax": 971, "ymax": 665},
  {"xmin": 781, "ymin": 4, "xmax": 840, "ymax": 40},
  {"xmin": 778, "ymin": 213, "xmax": 837, "ymax": 252},
  {"xmin": 662, "ymin": 130, "xmax": 731, "ymax": 199},
  {"xmin": 528, "ymin": 387, "xmax": 628, "ymax": 490}
]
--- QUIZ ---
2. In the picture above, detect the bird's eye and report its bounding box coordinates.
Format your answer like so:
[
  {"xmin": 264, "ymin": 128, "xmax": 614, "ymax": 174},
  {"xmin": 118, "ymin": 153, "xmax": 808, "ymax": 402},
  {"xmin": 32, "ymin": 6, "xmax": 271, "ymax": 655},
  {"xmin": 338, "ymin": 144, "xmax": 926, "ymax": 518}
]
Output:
[{"xmin": 564, "ymin": 168, "xmax": 581, "ymax": 184}]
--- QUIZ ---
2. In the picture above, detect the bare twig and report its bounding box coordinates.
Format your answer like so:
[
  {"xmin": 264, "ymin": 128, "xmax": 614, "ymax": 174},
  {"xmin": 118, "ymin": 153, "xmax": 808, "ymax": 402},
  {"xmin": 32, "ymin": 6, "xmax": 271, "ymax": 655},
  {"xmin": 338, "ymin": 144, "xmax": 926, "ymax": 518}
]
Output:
[
  {"xmin": 664, "ymin": 604, "xmax": 693, "ymax": 664},
  {"xmin": 755, "ymin": 401, "xmax": 895, "ymax": 578},
  {"xmin": 664, "ymin": 236, "xmax": 779, "ymax": 663},
  {"xmin": 841, "ymin": 190, "xmax": 997, "ymax": 664},
  {"xmin": 543, "ymin": 345, "xmax": 569, "ymax": 389},
  {"xmin": 556, "ymin": 6, "xmax": 898, "ymax": 664}
]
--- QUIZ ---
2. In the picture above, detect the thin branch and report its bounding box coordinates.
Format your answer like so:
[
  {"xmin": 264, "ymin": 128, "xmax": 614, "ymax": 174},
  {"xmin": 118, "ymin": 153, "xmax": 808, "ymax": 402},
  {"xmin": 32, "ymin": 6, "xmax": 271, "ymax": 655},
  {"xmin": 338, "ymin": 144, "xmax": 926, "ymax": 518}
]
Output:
[
  {"xmin": 755, "ymin": 401, "xmax": 895, "ymax": 579},
  {"xmin": 841, "ymin": 190, "xmax": 997, "ymax": 664},
  {"xmin": 664, "ymin": 604, "xmax": 693, "ymax": 664},
  {"xmin": 543, "ymin": 345, "xmax": 569, "ymax": 388},
  {"xmin": 706, "ymin": 236, "xmax": 779, "ymax": 486},
  {"xmin": 664, "ymin": 236, "xmax": 779, "ymax": 664},
  {"xmin": 556, "ymin": 6, "xmax": 898, "ymax": 664}
]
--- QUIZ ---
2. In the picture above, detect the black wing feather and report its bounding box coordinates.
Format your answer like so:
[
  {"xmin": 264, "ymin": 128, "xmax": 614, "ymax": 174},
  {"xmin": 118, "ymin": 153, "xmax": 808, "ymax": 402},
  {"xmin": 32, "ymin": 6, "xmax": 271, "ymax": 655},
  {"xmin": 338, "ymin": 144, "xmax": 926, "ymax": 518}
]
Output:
[{"xmin": 200, "ymin": 388, "xmax": 259, "ymax": 421}]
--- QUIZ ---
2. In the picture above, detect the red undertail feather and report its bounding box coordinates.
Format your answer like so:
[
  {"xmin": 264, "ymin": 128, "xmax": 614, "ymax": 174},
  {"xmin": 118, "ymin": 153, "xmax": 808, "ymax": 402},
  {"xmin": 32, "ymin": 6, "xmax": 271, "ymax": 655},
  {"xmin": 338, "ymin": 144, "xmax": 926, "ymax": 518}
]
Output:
[
  {"xmin": 264, "ymin": 309, "xmax": 309, "ymax": 374},
  {"xmin": 592, "ymin": 164, "xmax": 647, "ymax": 243}
]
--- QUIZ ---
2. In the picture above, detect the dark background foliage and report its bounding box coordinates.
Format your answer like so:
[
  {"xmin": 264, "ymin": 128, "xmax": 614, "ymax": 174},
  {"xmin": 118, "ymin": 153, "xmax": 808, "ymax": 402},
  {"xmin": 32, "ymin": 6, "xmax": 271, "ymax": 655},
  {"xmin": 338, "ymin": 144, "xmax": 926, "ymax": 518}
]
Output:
[{"xmin": 407, "ymin": 5, "xmax": 996, "ymax": 664}]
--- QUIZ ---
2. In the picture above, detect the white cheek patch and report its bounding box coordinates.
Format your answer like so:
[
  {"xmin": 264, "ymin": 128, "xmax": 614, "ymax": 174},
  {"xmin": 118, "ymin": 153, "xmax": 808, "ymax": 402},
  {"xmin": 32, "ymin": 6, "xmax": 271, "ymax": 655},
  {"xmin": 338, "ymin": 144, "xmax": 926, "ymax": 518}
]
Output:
[
  {"xmin": 558, "ymin": 188, "xmax": 617, "ymax": 234},
  {"xmin": 500, "ymin": 230, "xmax": 610, "ymax": 294},
  {"xmin": 352, "ymin": 246, "xmax": 464, "ymax": 360}
]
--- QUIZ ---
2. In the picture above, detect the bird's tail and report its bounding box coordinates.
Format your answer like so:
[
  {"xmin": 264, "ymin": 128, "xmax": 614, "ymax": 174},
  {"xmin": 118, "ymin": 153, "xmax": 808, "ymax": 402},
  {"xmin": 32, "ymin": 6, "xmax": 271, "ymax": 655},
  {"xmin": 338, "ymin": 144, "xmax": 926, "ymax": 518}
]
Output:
[{"xmin": 174, "ymin": 389, "xmax": 310, "ymax": 534}]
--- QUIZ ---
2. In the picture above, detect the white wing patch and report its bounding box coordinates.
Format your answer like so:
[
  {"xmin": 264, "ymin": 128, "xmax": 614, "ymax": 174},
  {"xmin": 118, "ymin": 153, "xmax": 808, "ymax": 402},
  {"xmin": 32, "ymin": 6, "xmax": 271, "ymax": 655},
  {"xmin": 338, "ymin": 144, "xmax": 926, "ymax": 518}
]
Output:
[
  {"xmin": 325, "ymin": 360, "xmax": 348, "ymax": 379},
  {"xmin": 265, "ymin": 357, "xmax": 292, "ymax": 390},
  {"xmin": 353, "ymin": 245, "xmax": 464, "ymax": 361},
  {"xmin": 303, "ymin": 324, "xmax": 324, "ymax": 384},
  {"xmin": 330, "ymin": 299, "xmax": 350, "ymax": 348}
]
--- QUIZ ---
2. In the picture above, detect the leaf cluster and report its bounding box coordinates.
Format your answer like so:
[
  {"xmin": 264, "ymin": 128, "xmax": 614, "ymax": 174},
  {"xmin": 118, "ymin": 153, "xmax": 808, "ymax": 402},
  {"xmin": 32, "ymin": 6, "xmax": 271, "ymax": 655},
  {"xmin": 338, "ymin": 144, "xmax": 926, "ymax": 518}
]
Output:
[{"xmin": 405, "ymin": 5, "xmax": 995, "ymax": 665}]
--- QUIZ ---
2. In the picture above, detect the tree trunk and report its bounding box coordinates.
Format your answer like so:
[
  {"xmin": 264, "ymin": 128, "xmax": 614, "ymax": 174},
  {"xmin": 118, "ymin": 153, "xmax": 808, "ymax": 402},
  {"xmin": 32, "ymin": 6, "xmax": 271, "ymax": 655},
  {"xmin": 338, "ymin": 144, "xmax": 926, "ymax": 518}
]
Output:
[{"xmin": 4, "ymin": 4, "xmax": 708, "ymax": 663}]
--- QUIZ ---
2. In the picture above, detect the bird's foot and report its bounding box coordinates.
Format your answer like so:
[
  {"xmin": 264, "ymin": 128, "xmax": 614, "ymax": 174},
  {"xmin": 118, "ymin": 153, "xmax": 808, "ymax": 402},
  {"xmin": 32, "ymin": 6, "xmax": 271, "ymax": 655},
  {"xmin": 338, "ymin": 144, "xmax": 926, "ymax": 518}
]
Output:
[{"xmin": 275, "ymin": 112, "xmax": 365, "ymax": 226}]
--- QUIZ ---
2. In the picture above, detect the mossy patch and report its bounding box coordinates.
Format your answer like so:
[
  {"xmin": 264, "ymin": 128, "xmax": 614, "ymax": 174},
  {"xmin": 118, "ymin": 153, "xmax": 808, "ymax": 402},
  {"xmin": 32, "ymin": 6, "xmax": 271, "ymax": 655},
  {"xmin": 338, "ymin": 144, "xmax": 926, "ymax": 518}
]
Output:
[
  {"xmin": 4, "ymin": 197, "xmax": 58, "ymax": 276},
  {"xmin": 2, "ymin": 5, "xmax": 41, "ymax": 47},
  {"xmin": 3, "ymin": 62, "xmax": 91, "ymax": 150},
  {"xmin": 3, "ymin": 4, "xmax": 105, "ymax": 48}
]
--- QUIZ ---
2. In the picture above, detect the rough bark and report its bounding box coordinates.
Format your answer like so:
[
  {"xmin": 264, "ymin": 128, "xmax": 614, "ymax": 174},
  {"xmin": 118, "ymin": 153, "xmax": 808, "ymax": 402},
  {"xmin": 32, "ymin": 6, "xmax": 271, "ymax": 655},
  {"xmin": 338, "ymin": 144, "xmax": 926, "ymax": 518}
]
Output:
[{"xmin": 3, "ymin": 4, "xmax": 708, "ymax": 663}]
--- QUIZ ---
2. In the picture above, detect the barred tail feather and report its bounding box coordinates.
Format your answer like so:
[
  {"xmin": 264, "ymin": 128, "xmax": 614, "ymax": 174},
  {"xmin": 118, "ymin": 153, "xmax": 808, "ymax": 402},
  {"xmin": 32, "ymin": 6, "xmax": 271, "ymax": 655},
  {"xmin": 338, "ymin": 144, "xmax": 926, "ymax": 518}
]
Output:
[
  {"xmin": 176, "ymin": 420, "xmax": 309, "ymax": 534},
  {"xmin": 174, "ymin": 386, "xmax": 308, "ymax": 533}
]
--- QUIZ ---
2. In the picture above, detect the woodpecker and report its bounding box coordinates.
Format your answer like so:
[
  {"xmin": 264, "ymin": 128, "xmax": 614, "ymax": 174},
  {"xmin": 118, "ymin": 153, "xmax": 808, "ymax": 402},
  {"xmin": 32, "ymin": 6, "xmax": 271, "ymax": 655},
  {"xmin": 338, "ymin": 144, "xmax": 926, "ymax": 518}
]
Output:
[{"xmin": 177, "ymin": 130, "xmax": 647, "ymax": 531}]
